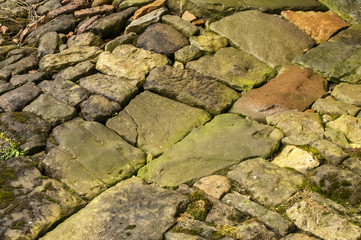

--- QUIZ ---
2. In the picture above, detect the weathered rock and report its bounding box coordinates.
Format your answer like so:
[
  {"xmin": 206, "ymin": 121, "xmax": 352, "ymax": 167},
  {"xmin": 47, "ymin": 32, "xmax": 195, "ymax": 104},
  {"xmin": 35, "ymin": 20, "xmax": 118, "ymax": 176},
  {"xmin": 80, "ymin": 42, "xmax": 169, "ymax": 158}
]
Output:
[
  {"xmin": 210, "ymin": 10, "xmax": 315, "ymax": 68},
  {"xmin": 0, "ymin": 55, "xmax": 38, "ymax": 81},
  {"xmin": 138, "ymin": 114, "xmax": 283, "ymax": 187},
  {"xmin": 106, "ymin": 111, "xmax": 137, "ymax": 145},
  {"xmin": 205, "ymin": 199, "xmax": 245, "ymax": 226},
  {"xmin": 136, "ymin": 23, "xmax": 189, "ymax": 57},
  {"xmin": 327, "ymin": 115, "xmax": 361, "ymax": 145},
  {"xmin": 92, "ymin": 0, "xmax": 112, "ymax": 7},
  {"xmin": 67, "ymin": 32, "xmax": 103, "ymax": 48},
  {"xmin": 80, "ymin": 94, "xmax": 121, "ymax": 122},
  {"xmin": 38, "ymin": 31, "xmax": 61, "ymax": 59},
  {"xmin": 331, "ymin": 83, "xmax": 361, "ymax": 107},
  {"xmin": 10, "ymin": 71, "xmax": 47, "ymax": 86},
  {"xmin": 125, "ymin": 7, "xmax": 167, "ymax": 34},
  {"xmin": 272, "ymin": 146, "xmax": 319, "ymax": 174},
  {"xmin": 329, "ymin": 24, "xmax": 361, "ymax": 46},
  {"xmin": 95, "ymin": 51, "xmax": 145, "ymax": 82},
  {"xmin": 39, "ymin": 46, "xmax": 102, "ymax": 74},
  {"xmin": 38, "ymin": 79, "xmax": 90, "ymax": 107},
  {"xmin": 343, "ymin": 157, "xmax": 361, "ymax": 176},
  {"xmin": 281, "ymin": 10, "xmax": 350, "ymax": 43},
  {"xmin": 311, "ymin": 139, "xmax": 349, "ymax": 165},
  {"xmin": 0, "ymin": 112, "xmax": 50, "ymax": 154},
  {"xmin": 74, "ymin": 5, "xmax": 115, "ymax": 19},
  {"xmin": 173, "ymin": 216, "xmax": 219, "ymax": 239},
  {"xmin": 0, "ymin": 157, "xmax": 84, "ymax": 240},
  {"xmin": 222, "ymin": 192, "xmax": 295, "ymax": 236},
  {"xmin": 230, "ymin": 66, "xmax": 326, "ymax": 122},
  {"xmin": 104, "ymin": 32, "xmax": 137, "ymax": 52},
  {"xmin": 189, "ymin": 31, "xmax": 228, "ymax": 54},
  {"xmin": 132, "ymin": 0, "xmax": 166, "ymax": 20},
  {"xmin": 53, "ymin": 60, "xmax": 95, "ymax": 81},
  {"xmin": 318, "ymin": 0, "xmax": 361, "ymax": 23},
  {"xmin": 287, "ymin": 191, "xmax": 361, "ymax": 239},
  {"xmin": 0, "ymin": 45, "xmax": 18, "ymax": 61},
  {"xmin": 25, "ymin": 14, "xmax": 76, "ymax": 46},
  {"xmin": 0, "ymin": 82, "xmax": 41, "ymax": 112},
  {"xmin": 235, "ymin": 221, "xmax": 277, "ymax": 240},
  {"xmin": 0, "ymin": 80, "xmax": 13, "ymax": 95},
  {"xmin": 312, "ymin": 97, "xmax": 361, "ymax": 117},
  {"xmin": 42, "ymin": 118, "xmax": 145, "ymax": 199},
  {"xmin": 164, "ymin": 232, "xmax": 205, "ymax": 240},
  {"xmin": 266, "ymin": 110, "xmax": 324, "ymax": 145},
  {"xmin": 0, "ymin": 53, "xmax": 24, "ymax": 70},
  {"xmin": 193, "ymin": 175, "xmax": 231, "ymax": 199},
  {"xmin": 144, "ymin": 66, "xmax": 239, "ymax": 116},
  {"xmin": 112, "ymin": 44, "xmax": 171, "ymax": 74},
  {"xmin": 85, "ymin": 7, "xmax": 136, "ymax": 38},
  {"xmin": 174, "ymin": 45, "xmax": 202, "ymax": 63},
  {"xmin": 23, "ymin": 94, "xmax": 77, "ymax": 127},
  {"xmin": 37, "ymin": 0, "xmax": 62, "ymax": 15},
  {"xmin": 161, "ymin": 14, "xmax": 199, "ymax": 37},
  {"xmin": 228, "ymin": 158, "xmax": 304, "ymax": 206},
  {"xmin": 187, "ymin": 47, "xmax": 275, "ymax": 91},
  {"xmin": 117, "ymin": 0, "xmax": 153, "ymax": 11},
  {"xmin": 324, "ymin": 129, "xmax": 350, "ymax": 148},
  {"xmin": 283, "ymin": 233, "xmax": 319, "ymax": 240},
  {"xmin": 106, "ymin": 91, "xmax": 210, "ymax": 155},
  {"xmin": 40, "ymin": 177, "xmax": 187, "ymax": 240}
]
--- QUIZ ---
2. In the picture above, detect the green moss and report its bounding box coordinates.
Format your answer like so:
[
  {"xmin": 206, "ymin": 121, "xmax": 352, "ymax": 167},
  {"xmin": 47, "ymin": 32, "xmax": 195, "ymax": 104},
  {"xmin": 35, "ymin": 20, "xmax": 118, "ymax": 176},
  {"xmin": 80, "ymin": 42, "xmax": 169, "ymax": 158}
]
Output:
[
  {"xmin": 185, "ymin": 190, "xmax": 213, "ymax": 221},
  {"xmin": 216, "ymin": 224, "xmax": 237, "ymax": 238},
  {"xmin": 299, "ymin": 145, "xmax": 324, "ymax": 160},
  {"xmin": 125, "ymin": 225, "xmax": 136, "ymax": 230},
  {"xmin": 47, "ymin": 197, "xmax": 60, "ymax": 204},
  {"xmin": 126, "ymin": 232, "xmax": 131, "ymax": 237},
  {"xmin": 0, "ymin": 189, "xmax": 14, "ymax": 208},
  {"xmin": 11, "ymin": 219, "xmax": 26, "ymax": 229}
]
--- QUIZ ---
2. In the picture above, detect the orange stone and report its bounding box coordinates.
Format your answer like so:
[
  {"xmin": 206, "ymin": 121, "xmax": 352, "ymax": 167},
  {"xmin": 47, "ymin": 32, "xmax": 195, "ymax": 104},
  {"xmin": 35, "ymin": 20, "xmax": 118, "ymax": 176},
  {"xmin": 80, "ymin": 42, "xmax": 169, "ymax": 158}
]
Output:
[
  {"xmin": 182, "ymin": 11, "xmax": 197, "ymax": 21},
  {"xmin": 132, "ymin": 0, "xmax": 166, "ymax": 20},
  {"xmin": 281, "ymin": 10, "xmax": 350, "ymax": 43},
  {"xmin": 192, "ymin": 19, "xmax": 205, "ymax": 26}
]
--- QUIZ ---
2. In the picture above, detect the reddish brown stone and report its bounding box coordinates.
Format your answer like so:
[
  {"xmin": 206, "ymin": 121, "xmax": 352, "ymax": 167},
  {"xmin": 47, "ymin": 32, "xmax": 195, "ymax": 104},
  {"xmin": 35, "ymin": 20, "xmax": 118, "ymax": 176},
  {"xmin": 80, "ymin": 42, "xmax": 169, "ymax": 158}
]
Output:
[
  {"xmin": 229, "ymin": 65, "xmax": 327, "ymax": 123},
  {"xmin": 74, "ymin": 5, "xmax": 114, "ymax": 19},
  {"xmin": 281, "ymin": 10, "xmax": 350, "ymax": 43},
  {"xmin": 132, "ymin": 0, "xmax": 166, "ymax": 20}
]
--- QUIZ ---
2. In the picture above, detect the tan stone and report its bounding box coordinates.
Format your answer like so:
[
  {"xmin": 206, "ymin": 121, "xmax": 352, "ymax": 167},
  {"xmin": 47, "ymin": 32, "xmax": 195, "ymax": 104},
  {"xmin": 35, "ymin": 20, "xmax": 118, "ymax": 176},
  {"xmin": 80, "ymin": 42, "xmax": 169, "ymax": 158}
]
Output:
[
  {"xmin": 132, "ymin": 0, "xmax": 166, "ymax": 20},
  {"xmin": 91, "ymin": 0, "xmax": 112, "ymax": 7},
  {"xmin": 281, "ymin": 10, "xmax": 350, "ymax": 43},
  {"xmin": 193, "ymin": 175, "xmax": 231, "ymax": 199},
  {"xmin": 229, "ymin": 65, "xmax": 327, "ymax": 123},
  {"xmin": 182, "ymin": 11, "xmax": 196, "ymax": 21}
]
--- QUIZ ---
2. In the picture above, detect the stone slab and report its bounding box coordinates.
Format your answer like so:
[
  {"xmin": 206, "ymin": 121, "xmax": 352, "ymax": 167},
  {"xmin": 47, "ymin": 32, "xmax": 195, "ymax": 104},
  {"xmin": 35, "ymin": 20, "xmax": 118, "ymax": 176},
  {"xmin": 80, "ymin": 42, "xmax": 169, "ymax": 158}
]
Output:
[{"xmin": 318, "ymin": 0, "xmax": 361, "ymax": 23}]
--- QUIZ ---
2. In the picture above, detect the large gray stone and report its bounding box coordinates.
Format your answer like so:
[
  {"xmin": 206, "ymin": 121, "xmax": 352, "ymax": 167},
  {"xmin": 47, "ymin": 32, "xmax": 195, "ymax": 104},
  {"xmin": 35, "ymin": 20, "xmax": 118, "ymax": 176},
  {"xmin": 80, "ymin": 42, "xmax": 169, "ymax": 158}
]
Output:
[
  {"xmin": 318, "ymin": 0, "xmax": 361, "ymax": 23},
  {"xmin": 38, "ymin": 31, "xmax": 61, "ymax": 59},
  {"xmin": 106, "ymin": 91, "xmax": 210, "ymax": 156},
  {"xmin": 0, "ymin": 157, "xmax": 85, "ymax": 240},
  {"xmin": 312, "ymin": 97, "xmax": 361, "ymax": 117},
  {"xmin": 52, "ymin": 60, "xmax": 95, "ymax": 82},
  {"xmin": 144, "ymin": 65, "xmax": 239, "ymax": 116},
  {"xmin": 331, "ymin": 83, "xmax": 361, "ymax": 107},
  {"xmin": 210, "ymin": 10, "xmax": 315, "ymax": 68},
  {"xmin": 186, "ymin": 47, "xmax": 275, "ymax": 91},
  {"xmin": 228, "ymin": 158, "xmax": 304, "ymax": 207},
  {"xmin": 138, "ymin": 114, "xmax": 283, "ymax": 187},
  {"xmin": 326, "ymin": 115, "xmax": 361, "ymax": 145},
  {"xmin": 125, "ymin": 7, "xmax": 167, "ymax": 34},
  {"xmin": 40, "ymin": 177, "xmax": 187, "ymax": 240},
  {"xmin": 42, "ymin": 118, "xmax": 145, "ymax": 199},
  {"xmin": 174, "ymin": 45, "xmax": 202, "ymax": 64}
]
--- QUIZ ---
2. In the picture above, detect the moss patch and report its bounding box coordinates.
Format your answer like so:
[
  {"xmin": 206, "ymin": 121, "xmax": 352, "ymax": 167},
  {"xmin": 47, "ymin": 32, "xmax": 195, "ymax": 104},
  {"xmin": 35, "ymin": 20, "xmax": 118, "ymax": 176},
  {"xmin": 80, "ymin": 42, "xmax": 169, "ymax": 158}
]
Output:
[{"xmin": 185, "ymin": 190, "xmax": 213, "ymax": 221}]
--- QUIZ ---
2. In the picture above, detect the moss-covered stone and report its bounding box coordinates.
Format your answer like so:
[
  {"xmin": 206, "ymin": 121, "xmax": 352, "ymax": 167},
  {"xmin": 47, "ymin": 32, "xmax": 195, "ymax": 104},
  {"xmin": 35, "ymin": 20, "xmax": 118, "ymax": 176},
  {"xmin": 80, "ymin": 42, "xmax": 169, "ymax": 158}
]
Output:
[{"xmin": 186, "ymin": 191, "xmax": 213, "ymax": 221}]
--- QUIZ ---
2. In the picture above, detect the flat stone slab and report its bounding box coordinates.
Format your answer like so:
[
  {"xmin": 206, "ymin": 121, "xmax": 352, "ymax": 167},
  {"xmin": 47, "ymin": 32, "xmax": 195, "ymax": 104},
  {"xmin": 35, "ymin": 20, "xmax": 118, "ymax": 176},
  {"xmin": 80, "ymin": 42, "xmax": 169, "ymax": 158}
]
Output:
[
  {"xmin": 125, "ymin": 7, "xmax": 167, "ymax": 34},
  {"xmin": 42, "ymin": 118, "xmax": 145, "ymax": 199},
  {"xmin": 80, "ymin": 94, "xmax": 121, "ymax": 122},
  {"xmin": 229, "ymin": 65, "xmax": 326, "ymax": 123},
  {"xmin": 10, "ymin": 71, "xmax": 47, "ymax": 86},
  {"xmin": 193, "ymin": 175, "xmax": 231, "ymax": 199},
  {"xmin": 0, "ymin": 55, "xmax": 38, "ymax": 81},
  {"xmin": 144, "ymin": 65, "xmax": 239, "ymax": 116},
  {"xmin": 138, "ymin": 114, "xmax": 283, "ymax": 187},
  {"xmin": 311, "ymin": 139, "xmax": 349, "ymax": 165},
  {"xmin": 312, "ymin": 97, "xmax": 361, "ymax": 117},
  {"xmin": 287, "ymin": 191, "xmax": 361, "ymax": 240},
  {"xmin": 161, "ymin": 14, "xmax": 199, "ymax": 38},
  {"xmin": 106, "ymin": 91, "xmax": 210, "ymax": 156},
  {"xmin": 40, "ymin": 177, "xmax": 188, "ymax": 240},
  {"xmin": 53, "ymin": 60, "xmax": 95, "ymax": 82},
  {"xmin": 210, "ymin": 10, "xmax": 315, "ymax": 68},
  {"xmin": 331, "ymin": 83, "xmax": 361, "ymax": 107},
  {"xmin": 186, "ymin": 47, "xmax": 275, "ymax": 91},
  {"xmin": 318, "ymin": 0, "xmax": 361, "ymax": 23},
  {"xmin": 266, "ymin": 110, "xmax": 324, "ymax": 145},
  {"xmin": 327, "ymin": 115, "xmax": 361, "ymax": 145},
  {"xmin": 228, "ymin": 158, "xmax": 304, "ymax": 207},
  {"xmin": 0, "ymin": 157, "xmax": 85, "ymax": 240}
]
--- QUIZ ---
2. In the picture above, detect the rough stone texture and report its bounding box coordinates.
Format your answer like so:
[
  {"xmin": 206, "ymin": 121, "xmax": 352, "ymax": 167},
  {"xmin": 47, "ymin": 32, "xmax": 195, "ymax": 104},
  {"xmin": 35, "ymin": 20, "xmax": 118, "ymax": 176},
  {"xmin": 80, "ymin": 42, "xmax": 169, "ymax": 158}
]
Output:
[
  {"xmin": 117, "ymin": 0, "xmax": 153, "ymax": 11},
  {"xmin": 0, "ymin": 112, "xmax": 50, "ymax": 154},
  {"xmin": 281, "ymin": 10, "xmax": 350, "ymax": 43},
  {"xmin": 222, "ymin": 192, "xmax": 295, "ymax": 236},
  {"xmin": 230, "ymin": 66, "xmax": 326, "ymax": 122},
  {"xmin": 104, "ymin": 32, "xmax": 137, "ymax": 52},
  {"xmin": 174, "ymin": 45, "xmax": 202, "ymax": 64},
  {"xmin": 287, "ymin": 191, "xmax": 361, "ymax": 240},
  {"xmin": 38, "ymin": 31, "xmax": 61, "ymax": 59},
  {"xmin": 53, "ymin": 60, "xmax": 95, "ymax": 81},
  {"xmin": 161, "ymin": 14, "xmax": 199, "ymax": 37},
  {"xmin": 187, "ymin": 47, "xmax": 275, "ymax": 91},
  {"xmin": 331, "ymin": 83, "xmax": 361, "ymax": 107},
  {"xmin": 138, "ymin": 114, "xmax": 283, "ymax": 187},
  {"xmin": 67, "ymin": 32, "xmax": 103, "ymax": 48},
  {"xmin": 106, "ymin": 111, "xmax": 137, "ymax": 145},
  {"xmin": 329, "ymin": 24, "xmax": 361, "ymax": 46},
  {"xmin": 189, "ymin": 31, "xmax": 228, "ymax": 54},
  {"xmin": 23, "ymin": 94, "xmax": 77, "ymax": 127},
  {"xmin": 79, "ymin": 73, "xmax": 138, "ymax": 105},
  {"xmin": 310, "ymin": 165, "xmax": 361, "ymax": 205},
  {"xmin": 283, "ymin": 233, "xmax": 319, "ymax": 240},
  {"xmin": 132, "ymin": 0, "xmax": 166, "ymax": 20},
  {"xmin": 272, "ymin": 146, "xmax": 319, "ymax": 174},
  {"xmin": 164, "ymin": 232, "xmax": 205, "ymax": 240},
  {"xmin": 95, "ymin": 51, "xmax": 145, "ymax": 82},
  {"xmin": 112, "ymin": 44, "xmax": 171, "ymax": 74},
  {"xmin": 80, "ymin": 95, "xmax": 121, "ymax": 122},
  {"xmin": 205, "ymin": 199, "xmax": 245, "ymax": 226},
  {"xmin": 0, "ymin": 55, "xmax": 38, "ymax": 81},
  {"xmin": 312, "ymin": 97, "xmax": 361, "ymax": 117},
  {"xmin": 125, "ymin": 7, "xmax": 167, "ymax": 34},
  {"xmin": 210, "ymin": 10, "xmax": 315, "ymax": 68},
  {"xmin": 343, "ymin": 157, "xmax": 361, "ymax": 176},
  {"xmin": 10, "ymin": 71, "xmax": 47, "ymax": 86},
  {"xmin": 106, "ymin": 91, "xmax": 210, "ymax": 156},
  {"xmin": 0, "ymin": 157, "xmax": 85, "ymax": 240},
  {"xmin": 267, "ymin": 110, "xmax": 324, "ymax": 145},
  {"xmin": 144, "ymin": 66, "xmax": 240, "ymax": 116},
  {"xmin": 327, "ymin": 115, "xmax": 361, "ymax": 145},
  {"xmin": 40, "ymin": 177, "xmax": 187, "ymax": 240},
  {"xmin": 0, "ymin": 45, "xmax": 18, "ymax": 61},
  {"xmin": 85, "ymin": 7, "xmax": 137, "ymax": 38},
  {"xmin": 0, "ymin": 80, "xmax": 13, "ymax": 95},
  {"xmin": 193, "ymin": 175, "xmax": 231, "ymax": 199},
  {"xmin": 39, "ymin": 46, "xmax": 102, "ymax": 74},
  {"xmin": 235, "ymin": 221, "xmax": 278, "ymax": 240},
  {"xmin": 0, "ymin": 82, "xmax": 41, "ymax": 112},
  {"xmin": 228, "ymin": 158, "xmax": 304, "ymax": 206},
  {"xmin": 318, "ymin": 0, "xmax": 361, "ymax": 23},
  {"xmin": 311, "ymin": 139, "xmax": 349, "ymax": 165},
  {"xmin": 172, "ymin": 216, "xmax": 219, "ymax": 239},
  {"xmin": 42, "ymin": 118, "xmax": 145, "ymax": 199},
  {"xmin": 37, "ymin": 0, "xmax": 62, "ymax": 15},
  {"xmin": 38, "ymin": 79, "xmax": 90, "ymax": 107},
  {"xmin": 136, "ymin": 23, "xmax": 189, "ymax": 57}
]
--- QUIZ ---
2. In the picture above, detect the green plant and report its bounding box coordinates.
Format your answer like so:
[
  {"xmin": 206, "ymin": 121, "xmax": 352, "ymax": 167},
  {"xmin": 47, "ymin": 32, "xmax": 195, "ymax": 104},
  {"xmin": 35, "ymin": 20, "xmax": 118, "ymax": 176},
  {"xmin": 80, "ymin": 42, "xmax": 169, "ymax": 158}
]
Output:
[{"xmin": 0, "ymin": 147, "xmax": 27, "ymax": 161}]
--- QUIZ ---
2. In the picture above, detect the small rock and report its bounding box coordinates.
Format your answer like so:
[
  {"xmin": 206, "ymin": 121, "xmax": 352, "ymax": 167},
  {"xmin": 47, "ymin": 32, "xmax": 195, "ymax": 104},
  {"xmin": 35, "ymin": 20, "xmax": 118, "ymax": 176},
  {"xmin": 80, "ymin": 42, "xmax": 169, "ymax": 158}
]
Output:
[
  {"xmin": 132, "ymin": 0, "xmax": 166, "ymax": 20},
  {"xmin": 125, "ymin": 7, "xmax": 168, "ymax": 34},
  {"xmin": 189, "ymin": 31, "xmax": 228, "ymax": 54},
  {"xmin": 173, "ymin": 61, "xmax": 184, "ymax": 69},
  {"xmin": 193, "ymin": 175, "xmax": 231, "ymax": 199},
  {"xmin": 38, "ymin": 31, "xmax": 61, "ymax": 59},
  {"xmin": 162, "ymin": 14, "xmax": 199, "ymax": 37},
  {"xmin": 331, "ymin": 83, "xmax": 361, "ymax": 107},
  {"xmin": 36, "ymin": 0, "xmax": 62, "ymax": 15},
  {"xmin": 80, "ymin": 94, "xmax": 121, "ymax": 122},
  {"xmin": 327, "ymin": 115, "xmax": 361, "ymax": 145},
  {"xmin": 104, "ymin": 32, "xmax": 137, "ymax": 52},
  {"xmin": 311, "ymin": 139, "xmax": 349, "ymax": 165},
  {"xmin": 312, "ymin": 97, "xmax": 361, "ymax": 117},
  {"xmin": 53, "ymin": 60, "xmax": 95, "ymax": 82},
  {"xmin": 67, "ymin": 32, "xmax": 103, "ymax": 48},
  {"xmin": 10, "ymin": 72, "xmax": 47, "ymax": 86},
  {"xmin": 174, "ymin": 45, "xmax": 202, "ymax": 63},
  {"xmin": 182, "ymin": 11, "xmax": 197, "ymax": 21}
]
